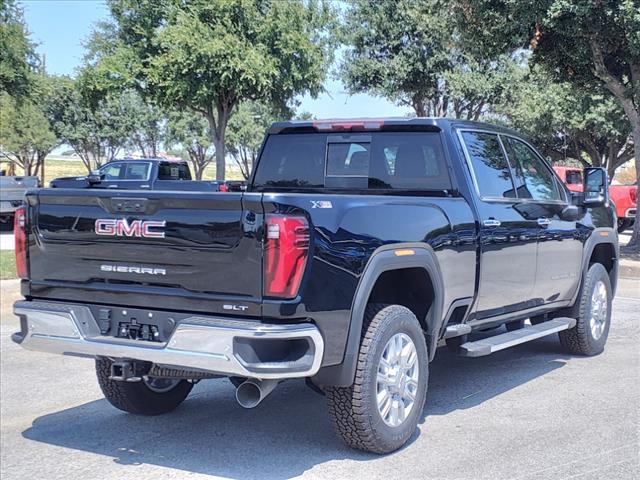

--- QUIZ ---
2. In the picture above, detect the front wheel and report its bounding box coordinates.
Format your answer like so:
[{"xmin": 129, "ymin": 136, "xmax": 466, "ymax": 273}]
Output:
[
  {"xmin": 558, "ymin": 263, "xmax": 612, "ymax": 356},
  {"xmin": 96, "ymin": 358, "xmax": 194, "ymax": 415},
  {"xmin": 617, "ymin": 218, "xmax": 631, "ymax": 233},
  {"xmin": 326, "ymin": 304, "xmax": 429, "ymax": 454}
]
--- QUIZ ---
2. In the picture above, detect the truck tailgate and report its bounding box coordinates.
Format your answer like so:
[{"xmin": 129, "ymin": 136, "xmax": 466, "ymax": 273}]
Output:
[{"xmin": 26, "ymin": 189, "xmax": 264, "ymax": 315}]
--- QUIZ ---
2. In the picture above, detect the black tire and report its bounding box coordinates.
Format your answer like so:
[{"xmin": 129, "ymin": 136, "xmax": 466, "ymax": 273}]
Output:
[
  {"xmin": 325, "ymin": 304, "xmax": 429, "ymax": 454},
  {"xmin": 95, "ymin": 358, "xmax": 194, "ymax": 415},
  {"xmin": 558, "ymin": 263, "xmax": 612, "ymax": 356},
  {"xmin": 617, "ymin": 218, "xmax": 631, "ymax": 234}
]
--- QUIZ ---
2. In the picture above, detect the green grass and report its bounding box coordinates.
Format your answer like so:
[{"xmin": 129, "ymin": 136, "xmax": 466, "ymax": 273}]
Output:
[{"xmin": 0, "ymin": 250, "xmax": 17, "ymax": 280}]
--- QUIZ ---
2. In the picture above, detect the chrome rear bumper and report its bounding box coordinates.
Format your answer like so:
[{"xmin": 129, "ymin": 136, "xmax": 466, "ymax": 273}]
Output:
[{"xmin": 12, "ymin": 301, "xmax": 324, "ymax": 380}]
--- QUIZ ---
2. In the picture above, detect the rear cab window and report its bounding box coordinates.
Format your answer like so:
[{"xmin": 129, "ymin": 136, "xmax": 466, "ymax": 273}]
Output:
[
  {"xmin": 252, "ymin": 132, "xmax": 451, "ymax": 192},
  {"xmin": 158, "ymin": 162, "xmax": 192, "ymax": 180},
  {"xmin": 565, "ymin": 170, "xmax": 582, "ymax": 185}
]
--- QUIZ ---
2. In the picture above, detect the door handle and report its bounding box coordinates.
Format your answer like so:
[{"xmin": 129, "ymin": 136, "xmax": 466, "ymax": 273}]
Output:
[
  {"xmin": 107, "ymin": 184, "xmax": 119, "ymax": 189},
  {"xmin": 482, "ymin": 219, "xmax": 501, "ymax": 228},
  {"xmin": 537, "ymin": 218, "xmax": 551, "ymax": 227}
]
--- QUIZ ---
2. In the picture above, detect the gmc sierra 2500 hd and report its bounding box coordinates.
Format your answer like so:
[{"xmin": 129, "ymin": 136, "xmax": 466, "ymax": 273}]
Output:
[{"xmin": 12, "ymin": 118, "xmax": 618, "ymax": 453}]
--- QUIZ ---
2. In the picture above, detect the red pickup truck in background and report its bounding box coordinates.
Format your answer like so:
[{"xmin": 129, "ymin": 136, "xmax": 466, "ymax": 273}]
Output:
[{"xmin": 554, "ymin": 166, "xmax": 637, "ymax": 233}]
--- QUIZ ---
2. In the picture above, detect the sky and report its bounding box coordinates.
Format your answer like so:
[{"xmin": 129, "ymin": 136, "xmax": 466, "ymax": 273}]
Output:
[{"xmin": 21, "ymin": 0, "xmax": 410, "ymax": 119}]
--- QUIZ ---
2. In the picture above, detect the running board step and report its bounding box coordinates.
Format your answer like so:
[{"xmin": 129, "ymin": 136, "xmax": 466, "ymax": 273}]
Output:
[{"xmin": 459, "ymin": 318, "xmax": 576, "ymax": 357}]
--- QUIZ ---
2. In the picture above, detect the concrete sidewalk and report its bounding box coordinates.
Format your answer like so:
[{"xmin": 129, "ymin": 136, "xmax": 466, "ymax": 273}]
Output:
[
  {"xmin": 0, "ymin": 232, "xmax": 14, "ymax": 251},
  {"xmin": 620, "ymin": 257, "xmax": 640, "ymax": 279}
]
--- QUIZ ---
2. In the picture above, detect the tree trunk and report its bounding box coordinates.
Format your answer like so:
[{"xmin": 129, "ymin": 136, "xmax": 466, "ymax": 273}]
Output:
[
  {"xmin": 627, "ymin": 124, "xmax": 640, "ymax": 250},
  {"xmin": 411, "ymin": 96, "xmax": 427, "ymax": 117},
  {"xmin": 194, "ymin": 160, "xmax": 204, "ymax": 180},
  {"xmin": 205, "ymin": 104, "xmax": 230, "ymax": 182},
  {"xmin": 40, "ymin": 156, "xmax": 45, "ymax": 185},
  {"xmin": 213, "ymin": 137, "xmax": 225, "ymax": 181}
]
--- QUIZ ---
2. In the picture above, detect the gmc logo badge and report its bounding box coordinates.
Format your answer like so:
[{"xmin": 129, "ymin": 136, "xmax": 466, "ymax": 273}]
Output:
[{"xmin": 95, "ymin": 219, "xmax": 166, "ymax": 238}]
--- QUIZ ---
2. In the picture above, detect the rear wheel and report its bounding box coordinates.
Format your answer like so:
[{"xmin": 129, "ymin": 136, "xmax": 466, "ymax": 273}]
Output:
[
  {"xmin": 96, "ymin": 358, "xmax": 194, "ymax": 415},
  {"xmin": 558, "ymin": 263, "xmax": 612, "ymax": 356},
  {"xmin": 326, "ymin": 304, "xmax": 428, "ymax": 454}
]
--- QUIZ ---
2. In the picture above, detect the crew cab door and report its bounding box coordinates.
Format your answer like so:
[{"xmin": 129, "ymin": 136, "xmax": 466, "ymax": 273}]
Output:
[
  {"xmin": 501, "ymin": 136, "xmax": 582, "ymax": 303},
  {"xmin": 459, "ymin": 130, "xmax": 539, "ymax": 319}
]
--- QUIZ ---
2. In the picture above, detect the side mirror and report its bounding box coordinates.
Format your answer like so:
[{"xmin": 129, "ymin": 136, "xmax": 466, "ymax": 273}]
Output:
[
  {"xmin": 582, "ymin": 167, "xmax": 608, "ymax": 207},
  {"xmin": 87, "ymin": 172, "xmax": 102, "ymax": 185},
  {"xmin": 560, "ymin": 204, "xmax": 580, "ymax": 221}
]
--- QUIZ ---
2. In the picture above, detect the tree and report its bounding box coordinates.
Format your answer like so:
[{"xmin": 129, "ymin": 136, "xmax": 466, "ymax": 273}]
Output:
[
  {"xmin": 340, "ymin": 0, "xmax": 521, "ymax": 119},
  {"xmin": 46, "ymin": 77, "xmax": 132, "ymax": 172},
  {"xmin": 0, "ymin": 92, "xmax": 57, "ymax": 177},
  {"xmin": 120, "ymin": 91, "xmax": 165, "ymax": 158},
  {"xmin": 226, "ymin": 102, "xmax": 283, "ymax": 179},
  {"xmin": 0, "ymin": 0, "xmax": 39, "ymax": 99},
  {"xmin": 165, "ymin": 111, "xmax": 214, "ymax": 180},
  {"xmin": 85, "ymin": 0, "xmax": 336, "ymax": 180},
  {"xmin": 495, "ymin": 65, "xmax": 634, "ymax": 180},
  {"xmin": 458, "ymin": 0, "xmax": 640, "ymax": 247}
]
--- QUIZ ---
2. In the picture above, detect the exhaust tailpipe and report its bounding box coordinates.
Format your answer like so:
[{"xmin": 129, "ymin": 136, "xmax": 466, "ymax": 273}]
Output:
[{"xmin": 235, "ymin": 379, "xmax": 280, "ymax": 408}]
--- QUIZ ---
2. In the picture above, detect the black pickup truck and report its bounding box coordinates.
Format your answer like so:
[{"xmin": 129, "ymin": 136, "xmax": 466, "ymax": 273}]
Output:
[{"xmin": 12, "ymin": 118, "xmax": 618, "ymax": 453}]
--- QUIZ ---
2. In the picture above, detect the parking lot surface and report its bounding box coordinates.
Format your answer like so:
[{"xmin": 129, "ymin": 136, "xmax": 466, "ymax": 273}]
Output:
[{"xmin": 1, "ymin": 277, "xmax": 638, "ymax": 480}]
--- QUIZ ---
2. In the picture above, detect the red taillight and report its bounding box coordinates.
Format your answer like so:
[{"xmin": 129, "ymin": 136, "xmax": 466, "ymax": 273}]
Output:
[
  {"xmin": 14, "ymin": 206, "xmax": 28, "ymax": 279},
  {"xmin": 630, "ymin": 187, "xmax": 637, "ymax": 204},
  {"xmin": 219, "ymin": 183, "xmax": 229, "ymax": 192},
  {"xmin": 264, "ymin": 215, "xmax": 309, "ymax": 298}
]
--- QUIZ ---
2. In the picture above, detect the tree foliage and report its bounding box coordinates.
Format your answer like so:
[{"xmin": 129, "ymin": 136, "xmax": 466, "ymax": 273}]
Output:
[
  {"xmin": 341, "ymin": 0, "xmax": 521, "ymax": 119},
  {"xmin": 226, "ymin": 101, "xmax": 284, "ymax": 179},
  {"xmin": 165, "ymin": 110, "xmax": 214, "ymax": 180},
  {"xmin": 495, "ymin": 65, "xmax": 633, "ymax": 179},
  {"xmin": 0, "ymin": 91, "xmax": 56, "ymax": 176},
  {"xmin": 85, "ymin": 0, "xmax": 336, "ymax": 180},
  {"xmin": 45, "ymin": 77, "xmax": 133, "ymax": 171},
  {"xmin": 119, "ymin": 91, "xmax": 165, "ymax": 158},
  {"xmin": 0, "ymin": 0, "xmax": 39, "ymax": 99},
  {"xmin": 458, "ymin": 0, "xmax": 640, "ymax": 247}
]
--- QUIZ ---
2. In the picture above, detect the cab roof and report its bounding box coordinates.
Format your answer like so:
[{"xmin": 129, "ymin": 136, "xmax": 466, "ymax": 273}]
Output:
[{"xmin": 267, "ymin": 117, "xmax": 522, "ymax": 137}]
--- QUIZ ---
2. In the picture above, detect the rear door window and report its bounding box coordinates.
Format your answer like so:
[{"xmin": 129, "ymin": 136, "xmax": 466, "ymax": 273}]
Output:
[
  {"xmin": 123, "ymin": 163, "xmax": 151, "ymax": 180},
  {"xmin": 461, "ymin": 131, "xmax": 516, "ymax": 199}
]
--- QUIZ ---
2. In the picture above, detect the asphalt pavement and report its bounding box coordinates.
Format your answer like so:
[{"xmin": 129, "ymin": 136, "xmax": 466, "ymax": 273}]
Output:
[{"xmin": 0, "ymin": 276, "xmax": 638, "ymax": 480}]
